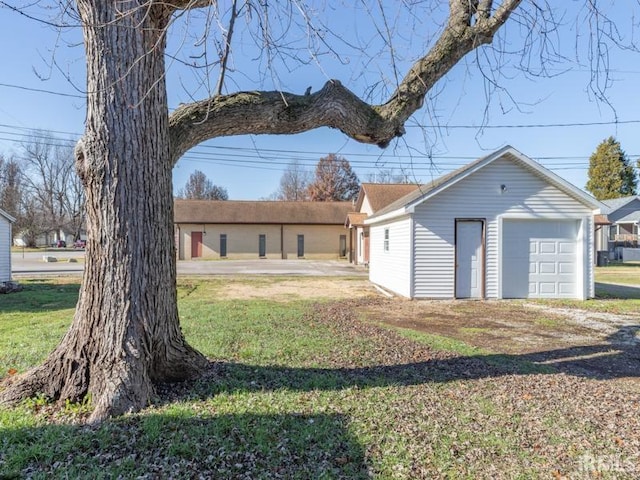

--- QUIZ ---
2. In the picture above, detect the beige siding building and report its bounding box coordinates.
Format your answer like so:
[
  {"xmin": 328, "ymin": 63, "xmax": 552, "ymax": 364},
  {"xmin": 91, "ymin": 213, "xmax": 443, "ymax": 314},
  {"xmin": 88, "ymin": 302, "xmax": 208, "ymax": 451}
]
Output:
[{"xmin": 175, "ymin": 200, "xmax": 351, "ymax": 260}]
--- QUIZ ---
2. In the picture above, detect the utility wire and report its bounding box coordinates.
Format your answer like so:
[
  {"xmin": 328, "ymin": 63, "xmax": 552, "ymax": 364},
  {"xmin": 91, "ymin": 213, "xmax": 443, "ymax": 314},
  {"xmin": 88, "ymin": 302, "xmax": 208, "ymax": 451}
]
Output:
[{"xmin": 2, "ymin": 81, "xmax": 640, "ymax": 130}]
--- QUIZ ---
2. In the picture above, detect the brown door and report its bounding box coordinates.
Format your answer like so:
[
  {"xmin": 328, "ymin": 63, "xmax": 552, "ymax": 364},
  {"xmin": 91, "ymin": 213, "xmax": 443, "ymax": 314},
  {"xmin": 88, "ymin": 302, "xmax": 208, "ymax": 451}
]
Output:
[{"xmin": 191, "ymin": 231, "xmax": 203, "ymax": 258}]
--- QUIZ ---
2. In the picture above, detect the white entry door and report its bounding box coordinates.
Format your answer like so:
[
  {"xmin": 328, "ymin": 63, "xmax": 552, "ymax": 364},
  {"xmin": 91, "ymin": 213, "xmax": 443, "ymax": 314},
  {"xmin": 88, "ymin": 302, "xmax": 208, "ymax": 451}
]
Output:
[{"xmin": 455, "ymin": 220, "xmax": 484, "ymax": 298}]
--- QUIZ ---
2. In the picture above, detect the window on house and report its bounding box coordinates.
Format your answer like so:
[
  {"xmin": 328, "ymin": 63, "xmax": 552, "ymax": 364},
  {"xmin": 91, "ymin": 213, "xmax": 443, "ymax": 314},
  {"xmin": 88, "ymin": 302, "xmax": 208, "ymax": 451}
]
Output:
[
  {"xmin": 297, "ymin": 234, "xmax": 304, "ymax": 257},
  {"xmin": 384, "ymin": 228, "xmax": 389, "ymax": 252}
]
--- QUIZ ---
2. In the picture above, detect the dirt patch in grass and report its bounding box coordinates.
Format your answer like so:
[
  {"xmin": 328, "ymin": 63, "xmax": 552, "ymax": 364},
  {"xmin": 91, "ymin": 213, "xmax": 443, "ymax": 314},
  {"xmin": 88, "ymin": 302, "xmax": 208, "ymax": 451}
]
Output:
[
  {"xmin": 362, "ymin": 298, "xmax": 640, "ymax": 381},
  {"xmin": 220, "ymin": 277, "xmax": 376, "ymax": 301}
]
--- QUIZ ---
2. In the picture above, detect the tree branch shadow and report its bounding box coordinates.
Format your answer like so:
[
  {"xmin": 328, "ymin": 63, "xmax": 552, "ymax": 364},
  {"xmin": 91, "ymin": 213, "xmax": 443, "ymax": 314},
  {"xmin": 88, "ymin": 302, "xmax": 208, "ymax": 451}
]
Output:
[
  {"xmin": 595, "ymin": 282, "xmax": 640, "ymax": 299},
  {"xmin": 0, "ymin": 282, "xmax": 80, "ymax": 314},
  {"xmin": 171, "ymin": 325, "xmax": 640, "ymax": 402}
]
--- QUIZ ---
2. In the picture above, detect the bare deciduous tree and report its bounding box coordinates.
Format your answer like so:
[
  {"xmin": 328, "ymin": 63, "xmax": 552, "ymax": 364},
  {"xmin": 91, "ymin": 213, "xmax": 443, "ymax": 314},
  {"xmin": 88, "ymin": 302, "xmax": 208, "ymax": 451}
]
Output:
[
  {"xmin": 367, "ymin": 169, "xmax": 414, "ymax": 184},
  {"xmin": 272, "ymin": 160, "xmax": 311, "ymax": 201},
  {"xmin": 19, "ymin": 133, "xmax": 85, "ymax": 245},
  {"xmin": 0, "ymin": 154, "xmax": 22, "ymax": 219},
  {"xmin": 177, "ymin": 170, "xmax": 228, "ymax": 200},
  {"xmin": 1, "ymin": 0, "xmax": 629, "ymax": 422}
]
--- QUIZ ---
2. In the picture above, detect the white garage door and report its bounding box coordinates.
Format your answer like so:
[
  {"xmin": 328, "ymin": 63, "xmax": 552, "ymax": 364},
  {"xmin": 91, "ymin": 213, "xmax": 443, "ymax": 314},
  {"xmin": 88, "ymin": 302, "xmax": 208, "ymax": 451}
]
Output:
[{"xmin": 502, "ymin": 219, "xmax": 580, "ymax": 299}]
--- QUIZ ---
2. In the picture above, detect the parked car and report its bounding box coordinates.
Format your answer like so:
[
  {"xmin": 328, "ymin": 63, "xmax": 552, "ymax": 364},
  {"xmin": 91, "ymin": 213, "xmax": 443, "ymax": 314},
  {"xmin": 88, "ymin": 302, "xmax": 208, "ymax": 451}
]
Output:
[
  {"xmin": 74, "ymin": 239, "xmax": 87, "ymax": 249},
  {"xmin": 55, "ymin": 240, "xmax": 66, "ymax": 248}
]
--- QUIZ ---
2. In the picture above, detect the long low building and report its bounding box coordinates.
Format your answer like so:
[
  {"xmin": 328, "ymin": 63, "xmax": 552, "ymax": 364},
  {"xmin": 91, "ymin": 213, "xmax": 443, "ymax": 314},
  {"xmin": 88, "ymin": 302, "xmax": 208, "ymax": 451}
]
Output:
[{"xmin": 174, "ymin": 200, "xmax": 352, "ymax": 260}]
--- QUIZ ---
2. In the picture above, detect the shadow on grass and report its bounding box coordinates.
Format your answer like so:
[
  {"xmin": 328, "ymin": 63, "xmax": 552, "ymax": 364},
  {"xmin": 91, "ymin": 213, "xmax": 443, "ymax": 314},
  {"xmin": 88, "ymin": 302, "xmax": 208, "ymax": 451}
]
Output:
[
  {"xmin": 595, "ymin": 282, "xmax": 640, "ymax": 299},
  {"xmin": 0, "ymin": 412, "xmax": 369, "ymax": 478},
  {"xmin": 0, "ymin": 282, "xmax": 79, "ymax": 314},
  {"xmin": 175, "ymin": 325, "xmax": 640, "ymax": 402}
]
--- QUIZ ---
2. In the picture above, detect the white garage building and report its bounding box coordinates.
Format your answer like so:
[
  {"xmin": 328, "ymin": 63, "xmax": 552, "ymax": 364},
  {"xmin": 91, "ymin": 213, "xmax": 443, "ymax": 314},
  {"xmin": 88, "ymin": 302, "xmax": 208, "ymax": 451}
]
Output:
[{"xmin": 365, "ymin": 146, "xmax": 604, "ymax": 300}]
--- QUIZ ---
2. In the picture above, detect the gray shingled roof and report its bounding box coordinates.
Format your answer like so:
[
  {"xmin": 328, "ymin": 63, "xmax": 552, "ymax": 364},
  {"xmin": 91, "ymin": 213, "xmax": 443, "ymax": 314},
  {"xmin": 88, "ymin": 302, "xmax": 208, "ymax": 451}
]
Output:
[
  {"xmin": 174, "ymin": 200, "xmax": 352, "ymax": 225},
  {"xmin": 601, "ymin": 196, "xmax": 639, "ymax": 214}
]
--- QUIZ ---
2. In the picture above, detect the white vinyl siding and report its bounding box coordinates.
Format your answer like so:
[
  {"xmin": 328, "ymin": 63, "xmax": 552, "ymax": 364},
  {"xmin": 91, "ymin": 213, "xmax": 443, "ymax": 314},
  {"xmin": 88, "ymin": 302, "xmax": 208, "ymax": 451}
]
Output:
[
  {"xmin": 369, "ymin": 217, "xmax": 412, "ymax": 297},
  {"xmin": 412, "ymin": 158, "xmax": 594, "ymax": 299},
  {"xmin": 0, "ymin": 216, "xmax": 11, "ymax": 282}
]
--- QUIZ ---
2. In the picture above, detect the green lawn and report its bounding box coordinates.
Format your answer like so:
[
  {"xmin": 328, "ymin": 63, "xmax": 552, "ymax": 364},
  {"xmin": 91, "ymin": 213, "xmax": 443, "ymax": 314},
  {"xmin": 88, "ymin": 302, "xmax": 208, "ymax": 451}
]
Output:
[
  {"xmin": 595, "ymin": 262, "xmax": 640, "ymax": 286},
  {"xmin": 1, "ymin": 278, "xmax": 638, "ymax": 479}
]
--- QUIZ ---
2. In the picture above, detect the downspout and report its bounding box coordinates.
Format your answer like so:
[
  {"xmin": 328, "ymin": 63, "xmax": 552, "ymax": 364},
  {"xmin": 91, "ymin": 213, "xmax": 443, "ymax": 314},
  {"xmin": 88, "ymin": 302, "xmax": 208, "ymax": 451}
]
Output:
[
  {"xmin": 281, "ymin": 224, "xmax": 284, "ymax": 259},
  {"xmin": 176, "ymin": 225, "xmax": 181, "ymax": 260}
]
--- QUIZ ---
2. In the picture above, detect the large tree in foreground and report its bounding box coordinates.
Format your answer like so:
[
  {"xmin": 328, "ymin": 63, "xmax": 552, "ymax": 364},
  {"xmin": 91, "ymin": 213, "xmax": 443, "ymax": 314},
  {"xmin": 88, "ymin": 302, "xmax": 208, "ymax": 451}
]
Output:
[
  {"xmin": 0, "ymin": 0, "xmax": 621, "ymax": 422},
  {"xmin": 586, "ymin": 137, "xmax": 638, "ymax": 200}
]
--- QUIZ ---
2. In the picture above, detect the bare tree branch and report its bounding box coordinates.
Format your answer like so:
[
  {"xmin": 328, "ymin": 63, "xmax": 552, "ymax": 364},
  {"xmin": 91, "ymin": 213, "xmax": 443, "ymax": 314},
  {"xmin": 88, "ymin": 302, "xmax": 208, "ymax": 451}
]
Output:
[
  {"xmin": 169, "ymin": 0, "xmax": 523, "ymax": 162},
  {"xmin": 215, "ymin": 0, "xmax": 238, "ymax": 96}
]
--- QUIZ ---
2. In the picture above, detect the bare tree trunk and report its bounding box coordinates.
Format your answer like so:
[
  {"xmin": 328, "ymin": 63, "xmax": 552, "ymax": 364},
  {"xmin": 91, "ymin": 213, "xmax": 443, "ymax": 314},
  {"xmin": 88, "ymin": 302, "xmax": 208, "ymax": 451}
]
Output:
[{"xmin": 0, "ymin": 2, "xmax": 207, "ymax": 422}]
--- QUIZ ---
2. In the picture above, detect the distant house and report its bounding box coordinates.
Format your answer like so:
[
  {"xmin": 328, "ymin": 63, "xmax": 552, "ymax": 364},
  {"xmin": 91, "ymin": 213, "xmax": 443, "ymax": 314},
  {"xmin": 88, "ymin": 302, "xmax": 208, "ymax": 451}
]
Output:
[
  {"xmin": 365, "ymin": 146, "xmax": 604, "ymax": 300},
  {"xmin": 1, "ymin": 208, "xmax": 16, "ymax": 283},
  {"xmin": 174, "ymin": 200, "xmax": 352, "ymax": 260},
  {"xmin": 600, "ymin": 196, "xmax": 640, "ymax": 258},
  {"xmin": 13, "ymin": 228, "xmax": 76, "ymax": 248},
  {"xmin": 344, "ymin": 183, "xmax": 420, "ymax": 265}
]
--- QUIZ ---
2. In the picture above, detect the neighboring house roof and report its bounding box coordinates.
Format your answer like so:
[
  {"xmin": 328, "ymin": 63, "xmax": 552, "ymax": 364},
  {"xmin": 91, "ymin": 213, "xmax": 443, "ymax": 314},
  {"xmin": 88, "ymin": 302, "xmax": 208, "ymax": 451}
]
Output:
[
  {"xmin": 354, "ymin": 183, "xmax": 421, "ymax": 212},
  {"xmin": 615, "ymin": 211, "xmax": 640, "ymax": 224},
  {"xmin": 601, "ymin": 196, "xmax": 640, "ymax": 223},
  {"xmin": 601, "ymin": 195, "xmax": 639, "ymax": 214},
  {"xmin": 0, "ymin": 208, "xmax": 16, "ymax": 223},
  {"xmin": 174, "ymin": 200, "xmax": 352, "ymax": 225},
  {"xmin": 344, "ymin": 212, "xmax": 368, "ymax": 228},
  {"xmin": 366, "ymin": 146, "xmax": 606, "ymax": 224}
]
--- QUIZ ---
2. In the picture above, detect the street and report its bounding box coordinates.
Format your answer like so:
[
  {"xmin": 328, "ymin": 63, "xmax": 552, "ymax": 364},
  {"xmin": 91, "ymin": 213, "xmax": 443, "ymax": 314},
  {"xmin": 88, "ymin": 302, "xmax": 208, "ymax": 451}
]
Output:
[{"xmin": 11, "ymin": 251, "xmax": 367, "ymax": 277}]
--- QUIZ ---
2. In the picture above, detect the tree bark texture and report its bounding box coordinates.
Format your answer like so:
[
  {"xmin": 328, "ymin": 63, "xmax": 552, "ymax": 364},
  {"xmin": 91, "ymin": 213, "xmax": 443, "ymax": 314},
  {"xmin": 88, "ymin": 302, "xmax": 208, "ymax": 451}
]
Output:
[{"xmin": 1, "ymin": 2, "xmax": 208, "ymax": 422}]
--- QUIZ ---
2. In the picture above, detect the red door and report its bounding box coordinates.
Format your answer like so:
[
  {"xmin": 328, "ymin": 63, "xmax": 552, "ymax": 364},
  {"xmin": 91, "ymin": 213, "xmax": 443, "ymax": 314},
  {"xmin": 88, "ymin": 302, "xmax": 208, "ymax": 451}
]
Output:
[{"xmin": 191, "ymin": 232, "xmax": 203, "ymax": 258}]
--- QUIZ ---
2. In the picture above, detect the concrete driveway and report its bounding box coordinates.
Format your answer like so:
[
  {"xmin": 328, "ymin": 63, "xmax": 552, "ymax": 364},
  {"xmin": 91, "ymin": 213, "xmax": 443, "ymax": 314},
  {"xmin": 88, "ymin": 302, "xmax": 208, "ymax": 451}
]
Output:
[{"xmin": 11, "ymin": 251, "xmax": 366, "ymax": 277}]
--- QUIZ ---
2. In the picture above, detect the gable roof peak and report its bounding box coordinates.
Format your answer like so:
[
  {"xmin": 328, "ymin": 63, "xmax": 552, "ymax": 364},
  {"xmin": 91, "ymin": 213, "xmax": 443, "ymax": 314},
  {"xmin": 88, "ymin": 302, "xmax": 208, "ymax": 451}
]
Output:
[{"xmin": 366, "ymin": 146, "xmax": 604, "ymax": 223}]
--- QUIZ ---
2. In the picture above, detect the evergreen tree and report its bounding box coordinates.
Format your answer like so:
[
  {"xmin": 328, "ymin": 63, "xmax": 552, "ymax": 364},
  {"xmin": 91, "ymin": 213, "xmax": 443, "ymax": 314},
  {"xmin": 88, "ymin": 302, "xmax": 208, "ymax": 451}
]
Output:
[{"xmin": 586, "ymin": 137, "xmax": 637, "ymax": 200}]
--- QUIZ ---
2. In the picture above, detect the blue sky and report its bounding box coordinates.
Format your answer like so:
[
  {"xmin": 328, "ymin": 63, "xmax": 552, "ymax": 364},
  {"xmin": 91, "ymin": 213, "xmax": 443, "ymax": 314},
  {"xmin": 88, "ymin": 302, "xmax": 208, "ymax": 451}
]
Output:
[{"xmin": 1, "ymin": 2, "xmax": 639, "ymax": 200}]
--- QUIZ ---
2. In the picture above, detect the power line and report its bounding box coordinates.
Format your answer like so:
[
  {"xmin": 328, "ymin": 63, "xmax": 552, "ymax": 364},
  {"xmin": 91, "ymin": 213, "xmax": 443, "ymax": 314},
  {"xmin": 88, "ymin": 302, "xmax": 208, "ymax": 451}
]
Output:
[
  {"xmin": 407, "ymin": 120, "xmax": 640, "ymax": 129},
  {"xmin": 0, "ymin": 82, "xmax": 85, "ymax": 99},
  {"xmin": 0, "ymin": 122, "xmax": 638, "ymax": 174},
  {"xmin": 0, "ymin": 1, "xmax": 75, "ymax": 29},
  {"xmin": 0, "ymin": 122, "xmax": 637, "ymax": 161},
  {"xmin": 1, "ymin": 81, "xmax": 640, "ymax": 130}
]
